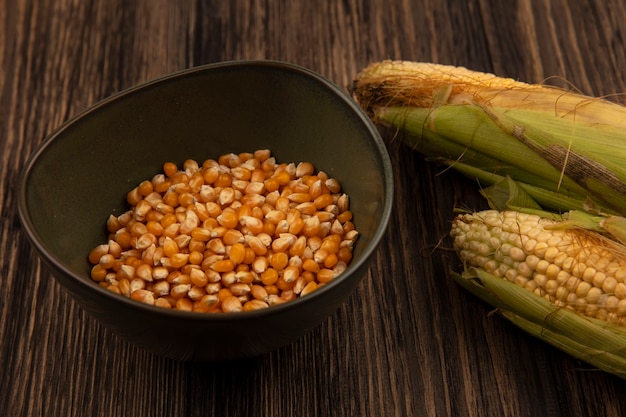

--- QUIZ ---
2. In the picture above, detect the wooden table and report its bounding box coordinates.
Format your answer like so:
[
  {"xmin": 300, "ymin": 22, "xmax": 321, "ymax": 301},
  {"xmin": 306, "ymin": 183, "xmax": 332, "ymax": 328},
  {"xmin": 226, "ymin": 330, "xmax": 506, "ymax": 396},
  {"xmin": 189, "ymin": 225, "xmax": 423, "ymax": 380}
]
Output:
[{"xmin": 3, "ymin": 1, "xmax": 626, "ymax": 415}]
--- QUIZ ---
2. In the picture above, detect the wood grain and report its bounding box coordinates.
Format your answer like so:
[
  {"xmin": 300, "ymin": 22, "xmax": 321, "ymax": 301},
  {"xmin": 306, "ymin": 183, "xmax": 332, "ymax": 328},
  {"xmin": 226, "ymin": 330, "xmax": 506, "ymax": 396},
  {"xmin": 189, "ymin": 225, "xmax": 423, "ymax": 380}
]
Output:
[{"xmin": 3, "ymin": 0, "xmax": 626, "ymax": 416}]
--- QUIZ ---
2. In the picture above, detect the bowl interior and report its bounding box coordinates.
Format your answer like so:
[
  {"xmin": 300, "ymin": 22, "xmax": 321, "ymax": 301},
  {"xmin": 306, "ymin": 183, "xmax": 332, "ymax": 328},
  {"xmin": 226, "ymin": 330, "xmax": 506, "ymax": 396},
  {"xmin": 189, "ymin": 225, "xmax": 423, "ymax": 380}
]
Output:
[{"xmin": 20, "ymin": 60, "xmax": 392, "ymax": 308}]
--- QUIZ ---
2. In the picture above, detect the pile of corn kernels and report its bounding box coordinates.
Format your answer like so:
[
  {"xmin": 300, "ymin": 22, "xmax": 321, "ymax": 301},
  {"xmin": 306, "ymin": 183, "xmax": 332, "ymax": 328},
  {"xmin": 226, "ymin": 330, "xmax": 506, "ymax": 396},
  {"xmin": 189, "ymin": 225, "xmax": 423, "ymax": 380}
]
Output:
[{"xmin": 88, "ymin": 149, "xmax": 358, "ymax": 313}]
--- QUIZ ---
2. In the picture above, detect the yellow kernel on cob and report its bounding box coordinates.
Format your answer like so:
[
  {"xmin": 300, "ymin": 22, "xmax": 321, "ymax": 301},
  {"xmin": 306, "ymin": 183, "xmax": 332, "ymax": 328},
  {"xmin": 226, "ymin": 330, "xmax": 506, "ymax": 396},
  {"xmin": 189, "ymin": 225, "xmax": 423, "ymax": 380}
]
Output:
[{"xmin": 451, "ymin": 210, "xmax": 626, "ymax": 326}]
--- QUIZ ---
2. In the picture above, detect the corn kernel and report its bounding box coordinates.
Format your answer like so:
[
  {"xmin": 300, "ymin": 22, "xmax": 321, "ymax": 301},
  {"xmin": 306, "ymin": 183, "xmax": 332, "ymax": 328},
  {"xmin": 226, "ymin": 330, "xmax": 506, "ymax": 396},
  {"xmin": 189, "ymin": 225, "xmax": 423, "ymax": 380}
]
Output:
[
  {"xmin": 242, "ymin": 299, "xmax": 269, "ymax": 311},
  {"xmin": 229, "ymin": 243, "xmax": 246, "ymax": 264},
  {"xmin": 211, "ymin": 259, "xmax": 235, "ymax": 273},
  {"xmin": 221, "ymin": 295, "xmax": 243, "ymax": 313},
  {"xmin": 269, "ymin": 252, "xmax": 289, "ymax": 270}
]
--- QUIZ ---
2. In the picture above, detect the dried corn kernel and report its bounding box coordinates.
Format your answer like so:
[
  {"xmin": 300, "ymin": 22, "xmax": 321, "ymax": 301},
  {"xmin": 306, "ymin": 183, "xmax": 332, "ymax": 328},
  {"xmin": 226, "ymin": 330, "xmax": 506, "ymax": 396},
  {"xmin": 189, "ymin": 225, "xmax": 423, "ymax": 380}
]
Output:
[{"xmin": 88, "ymin": 150, "xmax": 359, "ymax": 313}]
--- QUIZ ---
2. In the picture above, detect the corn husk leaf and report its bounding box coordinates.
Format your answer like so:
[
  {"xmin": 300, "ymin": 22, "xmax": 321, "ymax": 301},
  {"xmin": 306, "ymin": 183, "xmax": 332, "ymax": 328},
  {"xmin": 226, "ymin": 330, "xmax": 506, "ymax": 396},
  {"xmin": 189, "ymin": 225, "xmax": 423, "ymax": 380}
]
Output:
[
  {"xmin": 452, "ymin": 267, "xmax": 626, "ymax": 379},
  {"xmin": 447, "ymin": 163, "xmax": 595, "ymax": 214},
  {"xmin": 378, "ymin": 105, "xmax": 592, "ymax": 199},
  {"xmin": 479, "ymin": 175, "xmax": 544, "ymax": 211}
]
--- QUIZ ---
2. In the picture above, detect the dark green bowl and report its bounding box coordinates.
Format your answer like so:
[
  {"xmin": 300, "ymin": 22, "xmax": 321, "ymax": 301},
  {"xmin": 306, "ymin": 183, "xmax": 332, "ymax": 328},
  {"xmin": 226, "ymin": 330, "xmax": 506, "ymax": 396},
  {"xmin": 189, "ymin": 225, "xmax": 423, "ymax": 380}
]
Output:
[{"xmin": 18, "ymin": 60, "xmax": 393, "ymax": 361}]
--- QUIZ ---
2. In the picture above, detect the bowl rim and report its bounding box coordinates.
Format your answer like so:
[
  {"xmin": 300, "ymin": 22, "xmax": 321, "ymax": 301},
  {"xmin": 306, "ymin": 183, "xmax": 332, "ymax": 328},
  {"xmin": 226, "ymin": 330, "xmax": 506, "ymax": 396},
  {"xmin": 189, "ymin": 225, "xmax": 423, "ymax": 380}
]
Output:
[{"xmin": 17, "ymin": 59, "xmax": 394, "ymax": 322}]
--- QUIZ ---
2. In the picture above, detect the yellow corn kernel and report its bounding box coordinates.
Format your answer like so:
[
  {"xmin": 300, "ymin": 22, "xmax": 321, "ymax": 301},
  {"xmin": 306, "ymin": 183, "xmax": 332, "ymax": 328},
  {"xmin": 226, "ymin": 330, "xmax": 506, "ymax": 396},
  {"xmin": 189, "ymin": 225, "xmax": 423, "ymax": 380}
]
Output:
[
  {"xmin": 337, "ymin": 247, "xmax": 353, "ymax": 263},
  {"xmin": 187, "ymin": 285, "xmax": 206, "ymax": 301},
  {"xmin": 229, "ymin": 243, "xmax": 246, "ymax": 264},
  {"xmin": 243, "ymin": 248, "xmax": 256, "ymax": 264},
  {"xmin": 115, "ymin": 278, "xmax": 130, "ymax": 297},
  {"xmin": 221, "ymin": 271, "xmax": 237, "ymax": 287},
  {"xmin": 272, "ymin": 234, "xmax": 296, "ymax": 252},
  {"xmin": 202, "ymin": 166, "xmax": 220, "ymax": 184},
  {"xmin": 221, "ymin": 295, "xmax": 243, "ymax": 313},
  {"xmin": 260, "ymin": 268, "xmax": 279, "ymax": 285},
  {"xmin": 162, "ymin": 237, "xmax": 179, "ymax": 257},
  {"xmin": 175, "ymin": 298, "xmax": 193, "ymax": 311},
  {"xmin": 223, "ymin": 229, "xmax": 244, "ymax": 246},
  {"xmin": 266, "ymin": 294, "xmax": 286, "ymax": 306},
  {"xmin": 245, "ymin": 235, "xmax": 268, "ymax": 256},
  {"xmin": 269, "ymin": 252, "xmax": 289, "ymax": 270},
  {"xmin": 190, "ymin": 227, "xmax": 211, "ymax": 242},
  {"xmin": 323, "ymin": 253, "xmax": 339, "ymax": 269},
  {"xmin": 135, "ymin": 263, "xmax": 153, "ymax": 282},
  {"xmin": 287, "ymin": 193, "xmax": 311, "ymax": 204},
  {"xmin": 198, "ymin": 294, "xmax": 219, "ymax": 311},
  {"xmin": 336, "ymin": 210, "xmax": 353, "ymax": 223},
  {"xmin": 162, "ymin": 161, "xmax": 178, "ymax": 178},
  {"xmin": 170, "ymin": 283, "xmax": 191, "ymax": 299},
  {"xmin": 313, "ymin": 193, "xmax": 334, "ymax": 210},
  {"xmin": 250, "ymin": 284, "xmax": 269, "ymax": 301},
  {"xmin": 207, "ymin": 238, "xmax": 226, "ymax": 255},
  {"xmin": 129, "ymin": 278, "xmax": 146, "ymax": 293},
  {"xmin": 320, "ymin": 235, "xmax": 340, "ymax": 254},
  {"xmin": 145, "ymin": 220, "xmax": 165, "ymax": 237},
  {"xmin": 245, "ymin": 181, "xmax": 265, "ymax": 195},
  {"xmin": 282, "ymin": 265, "xmax": 300, "ymax": 283},
  {"xmin": 152, "ymin": 297, "xmax": 171, "ymax": 309},
  {"xmin": 288, "ymin": 217, "xmax": 305, "ymax": 235},
  {"xmin": 90, "ymin": 264, "xmax": 108, "ymax": 282},
  {"xmin": 317, "ymin": 268, "xmax": 335, "ymax": 284},
  {"xmin": 159, "ymin": 212, "xmax": 177, "ymax": 228},
  {"xmin": 302, "ymin": 216, "xmax": 321, "ymax": 237},
  {"xmin": 152, "ymin": 280, "xmax": 170, "ymax": 296},
  {"xmin": 300, "ymin": 281, "xmax": 319, "ymax": 297},
  {"xmin": 214, "ymin": 173, "xmax": 232, "ymax": 188},
  {"xmin": 240, "ymin": 215, "xmax": 264, "ymax": 235},
  {"xmin": 106, "ymin": 215, "xmax": 122, "ymax": 233},
  {"xmin": 188, "ymin": 251, "xmax": 204, "ymax": 265},
  {"xmin": 242, "ymin": 299, "xmax": 270, "ymax": 311},
  {"xmin": 289, "ymin": 235, "xmax": 307, "ymax": 258},
  {"xmin": 172, "ymin": 233, "xmax": 190, "ymax": 250},
  {"xmin": 130, "ymin": 289, "xmax": 155, "ymax": 305},
  {"xmin": 126, "ymin": 187, "xmax": 142, "ymax": 206},
  {"xmin": 211, "ymin": 259, "xmax": 235, "ymax": 273},
  {"xmin": 302, "ymin": 258, "xmax": 320, "ymax": 273},
  {"xmin": 169, "ymin": 253, "xmax": 190, "ymax": 269},
  {"xmin": 230, "ymin": 282, "xmax": 251, "ymax": 297},
  {"xmin": 252, "ymin": 256, "xmax": 269, "ymax": 274},
  {"xmin": 169, "ymin": 272, "xmax": 191, "ymax": 286},
  {"xmin": 135, "ymin": 232, "xmax": 157, "ymax": 250},
  {"xmin": 189, "ymin": 268, "xmax": 209, "ymax": 287},
  {"xmin": 97, "ymin": 253, "xmax": 115, "ymax": 269},
  {"xmin": 216, "ymin": 208, "xmax": 238, "ymax": 228},
  {"xmin": 277, "ymin": 276, "xmax": 294, "ymax": 291},
  {"xmin": 280, "ymin": 289, "xmax": 296, "ymax": 302}
]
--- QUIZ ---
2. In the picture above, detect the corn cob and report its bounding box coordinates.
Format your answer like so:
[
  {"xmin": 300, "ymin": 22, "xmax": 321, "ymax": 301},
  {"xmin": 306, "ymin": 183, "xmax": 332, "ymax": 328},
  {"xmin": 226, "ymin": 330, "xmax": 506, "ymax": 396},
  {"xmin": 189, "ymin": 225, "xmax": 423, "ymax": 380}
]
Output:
[
  {"xmin": 352, "ymin": 60, "xmax": 626, "ymax": 214},
  {"xmin": 451, "ymin": 210, "xmax": 626, "ymax": 325},
  {"xmin": 451, "ymin": 209, "xmax": 626, "ymax": 378}
]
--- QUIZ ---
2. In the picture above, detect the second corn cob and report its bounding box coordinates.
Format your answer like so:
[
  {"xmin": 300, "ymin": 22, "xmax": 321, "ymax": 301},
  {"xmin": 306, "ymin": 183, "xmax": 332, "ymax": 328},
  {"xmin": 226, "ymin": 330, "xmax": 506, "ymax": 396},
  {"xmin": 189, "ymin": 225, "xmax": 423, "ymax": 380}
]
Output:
[
  {"xmin": 451, "ymin": 210, "xmax": 626, "ymax": 326},
  {"xmin": 451, "ymin": 209, "xmax": 626, "ymax": 378}
]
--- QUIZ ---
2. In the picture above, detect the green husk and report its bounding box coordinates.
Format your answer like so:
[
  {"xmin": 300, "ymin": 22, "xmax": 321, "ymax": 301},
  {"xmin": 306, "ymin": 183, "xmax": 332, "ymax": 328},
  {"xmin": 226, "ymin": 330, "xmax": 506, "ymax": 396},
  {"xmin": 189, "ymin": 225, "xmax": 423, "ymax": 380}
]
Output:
[
  {"xmin": 445, "ymin": 162, "xmax": 594, "ymax": 214},
  {"xmin": 452, "ymin": 268, "xmax": 626, "ymax": 379},
  {"xmin": 352, "ymin": 60, "xmax": 626, "ymax": 215},
  {"xmin": 376, "ymin": 104, "xmax": 625, "ymax": 214}
]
